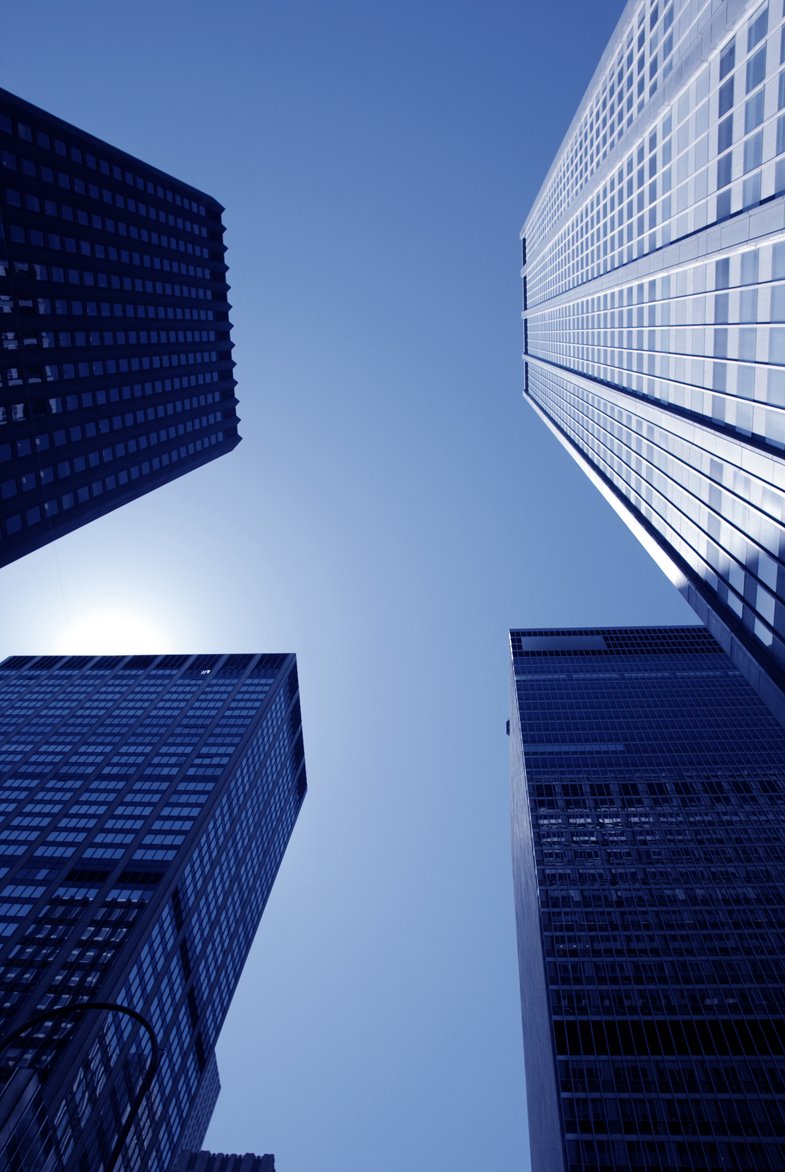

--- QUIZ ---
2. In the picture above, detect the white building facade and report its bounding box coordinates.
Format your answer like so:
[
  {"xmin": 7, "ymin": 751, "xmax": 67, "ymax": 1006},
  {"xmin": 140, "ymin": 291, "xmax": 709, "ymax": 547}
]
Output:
[{"xmin": 523, "ymin": 0, "xmax": 785, "ymax": 723}]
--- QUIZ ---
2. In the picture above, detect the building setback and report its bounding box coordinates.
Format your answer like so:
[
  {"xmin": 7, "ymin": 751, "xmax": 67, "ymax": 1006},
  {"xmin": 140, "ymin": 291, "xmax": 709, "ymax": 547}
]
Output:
[
  {"xmin": 510, "ymin": 625, "xmax": 785, "ymax": 1170},
  {"xmin": 0, "ymin": 652, "xmax": 306, "ymax": 1171},
  {"xmin": 521, "ymin": 0, "xmax": 785, "ymax": 724},
  {"xmin": 0, "ymin": 86, "xmax": 239, "ymax": 568},
  {"xmin": 172, "ymin": 1152, "xmax": 275, "ymax": 1172}
]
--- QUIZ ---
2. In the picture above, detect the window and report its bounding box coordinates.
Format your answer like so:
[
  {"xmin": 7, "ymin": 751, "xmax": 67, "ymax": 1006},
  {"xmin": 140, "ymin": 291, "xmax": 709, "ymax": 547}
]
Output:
[
  {"xmin": 746, "ymin": 46, "xmax": 767, "ymax": 92},
  {"xmin": 747, "ymin": 5, "xmax": 768, "ymax": 52}
]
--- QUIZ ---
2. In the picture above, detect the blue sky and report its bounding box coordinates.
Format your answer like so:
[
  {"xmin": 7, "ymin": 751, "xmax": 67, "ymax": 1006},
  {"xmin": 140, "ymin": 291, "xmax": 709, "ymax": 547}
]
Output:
[{"xmin": 1, "ymin": 2, "xmax": 696, "ymax": 1169}]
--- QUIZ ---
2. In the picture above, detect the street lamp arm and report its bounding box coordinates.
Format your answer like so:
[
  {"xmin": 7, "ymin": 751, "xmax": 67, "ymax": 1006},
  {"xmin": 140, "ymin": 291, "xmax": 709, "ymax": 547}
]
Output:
[{"xmin": 0, "ymin": 999, "xmax": 159, "ymax": 1172}]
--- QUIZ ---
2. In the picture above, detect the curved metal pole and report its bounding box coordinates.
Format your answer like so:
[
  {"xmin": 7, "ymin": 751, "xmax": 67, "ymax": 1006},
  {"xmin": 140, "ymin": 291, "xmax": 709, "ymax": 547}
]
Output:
[{"xmin": 0, "ymin": 1000, "xmax": 159, "ymax": 1172}]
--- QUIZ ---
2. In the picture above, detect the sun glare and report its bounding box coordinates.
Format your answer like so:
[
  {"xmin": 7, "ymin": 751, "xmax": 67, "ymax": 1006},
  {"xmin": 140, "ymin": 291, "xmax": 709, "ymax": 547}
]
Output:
[{"xmin": 55, "ymin": 606, "xmax": 170, "ymax": 655}]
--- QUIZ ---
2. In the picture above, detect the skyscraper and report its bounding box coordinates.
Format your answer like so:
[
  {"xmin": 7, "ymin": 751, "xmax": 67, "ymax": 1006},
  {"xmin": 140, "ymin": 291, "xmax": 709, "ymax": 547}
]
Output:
[
  {"xmin": 0, "ymin": 86, "xmax": 239, "ymax": 568},
  {"xmin": 510, "ymin": 624, "xmax": 785, "ymax": 1170},
  {"xmin": 0, "ymin": 652, "xmax": 307, "ymax": 1171},
  {"xmin": 521, "ymin": 0, "xmax": 785, "ymax": 724}
]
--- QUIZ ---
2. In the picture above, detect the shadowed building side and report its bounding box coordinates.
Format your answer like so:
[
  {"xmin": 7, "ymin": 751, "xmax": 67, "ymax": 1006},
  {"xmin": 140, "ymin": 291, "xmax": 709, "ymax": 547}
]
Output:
[
  {"xmin": 0, "ymin": 87, "xmax": 239, "ymax": 568},
  {"xmin": 510, "ymin": 625, "xmax": 785, "ymax": 1170},
  {"xmin": 0, "ymin": 653, "xmax": 306, "ymax": 1171}
]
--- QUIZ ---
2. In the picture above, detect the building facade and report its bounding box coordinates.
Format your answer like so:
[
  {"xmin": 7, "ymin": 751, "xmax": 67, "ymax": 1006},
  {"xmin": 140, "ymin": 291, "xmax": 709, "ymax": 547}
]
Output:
[
  {"xmin": 0, "ymin": 652, "xmax": 306, "ymax": 1171},
  {"xmin": 510, "ymin": 624, "xmax": 785, "ymax": 1170},
  {"xmin": 522, "ymin": 0, "xmax": 785, "ymax": 724},
  {"xmin": 0, "ymin": 86, "xmax": 239, "ymax": 568}
]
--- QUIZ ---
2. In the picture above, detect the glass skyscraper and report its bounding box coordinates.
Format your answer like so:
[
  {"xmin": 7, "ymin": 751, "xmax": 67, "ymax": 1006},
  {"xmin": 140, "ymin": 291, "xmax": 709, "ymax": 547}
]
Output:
[
  {"xmin": 0, "ymin": 652, "xmax": 306, "ymax": 1171},
  {"xmin": 0, "ymin": 86, "xmax": 239, "ymax": 568},
  {"xmin": 521, "ymin": 0, "xmax": 785, "ymax": 724},
  {"xmin": 510, "ymin": 624, "xmax": 785, "ymax": 1170}
]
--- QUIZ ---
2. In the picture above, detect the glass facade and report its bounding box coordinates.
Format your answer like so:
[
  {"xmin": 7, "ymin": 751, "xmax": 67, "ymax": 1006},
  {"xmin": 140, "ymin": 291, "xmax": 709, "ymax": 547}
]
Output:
[
  {"xmin": 510, "ymin": 625, "xmax": 785, "ymax": 1170},
  {"xmin": 0, "ymin": 86, "xmax": 239, "ymax": 568},
  {"xmin": 522, "ymin": 0, "xmax": 785, "ymax": 724},
  {"xmin": 0, "ymin": 653, "xmax": 307, "ymax": 1171}
]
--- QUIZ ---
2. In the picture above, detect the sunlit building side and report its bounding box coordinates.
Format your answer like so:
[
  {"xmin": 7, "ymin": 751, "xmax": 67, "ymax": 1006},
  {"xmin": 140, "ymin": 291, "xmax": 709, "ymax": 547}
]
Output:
[{"xmin": 521, "ymin": 0, "xmax": 785, "ymax": 724}]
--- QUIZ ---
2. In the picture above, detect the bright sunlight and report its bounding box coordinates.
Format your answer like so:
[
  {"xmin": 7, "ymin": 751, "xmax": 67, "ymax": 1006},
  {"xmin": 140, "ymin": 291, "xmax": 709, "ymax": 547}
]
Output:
[{"xmin": 55, "ymin": 605, "xmax": 171, "ymax": 655}]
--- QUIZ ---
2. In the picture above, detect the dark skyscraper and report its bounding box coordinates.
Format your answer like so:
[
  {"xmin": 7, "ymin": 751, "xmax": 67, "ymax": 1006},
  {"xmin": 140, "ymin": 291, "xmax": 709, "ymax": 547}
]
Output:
[
  {"xmin": 0, "ymin": 652, "xmax": 306, "ymax": 1171},
  {"xmin": 0, "ymin": 86, "xmax": 239, "ymax": 567},
  {"xmin": 510, "ymin": 625, "xmax": 785, "ymax": 1170}
]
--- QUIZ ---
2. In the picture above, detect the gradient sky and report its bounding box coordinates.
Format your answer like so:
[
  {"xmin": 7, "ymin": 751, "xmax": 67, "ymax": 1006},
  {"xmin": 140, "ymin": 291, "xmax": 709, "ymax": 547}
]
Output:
[{"xmin": 1, "ymin": 2, "xmax": 697, "ymax": 1170}]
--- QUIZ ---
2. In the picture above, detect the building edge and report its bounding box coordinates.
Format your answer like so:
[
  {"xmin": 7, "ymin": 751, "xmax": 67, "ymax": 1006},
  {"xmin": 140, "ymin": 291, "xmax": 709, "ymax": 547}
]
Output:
[{"xmin": 509, "ymin": 646, "xmax": 567, "ymax": 1172}]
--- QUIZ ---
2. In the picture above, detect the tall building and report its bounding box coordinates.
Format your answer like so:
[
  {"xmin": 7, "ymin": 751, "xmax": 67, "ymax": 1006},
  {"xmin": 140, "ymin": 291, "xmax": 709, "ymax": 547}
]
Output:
[
  {"xmin": 0, "ymin": 86, "xmax": 239, "ymax": 568},
  {"xmin": 510, "ymin": 624, "xmax": 785, "ymax": 1170},
  {"xmin": 0, "ymin": 652, "xmax": 307, "ymax": 1171},
  {"xmin": 521, "ymin": 0, "xmax": 785, "ymax": 724}
]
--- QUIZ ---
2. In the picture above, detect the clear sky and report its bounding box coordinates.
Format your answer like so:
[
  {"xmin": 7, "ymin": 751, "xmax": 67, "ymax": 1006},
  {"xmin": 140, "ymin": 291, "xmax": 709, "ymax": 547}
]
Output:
[{"xmin": 1, "ymin": 2, "xmax": 696, "ymax": 1170}]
